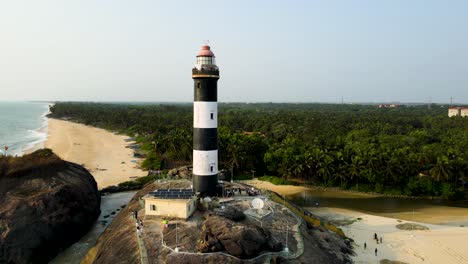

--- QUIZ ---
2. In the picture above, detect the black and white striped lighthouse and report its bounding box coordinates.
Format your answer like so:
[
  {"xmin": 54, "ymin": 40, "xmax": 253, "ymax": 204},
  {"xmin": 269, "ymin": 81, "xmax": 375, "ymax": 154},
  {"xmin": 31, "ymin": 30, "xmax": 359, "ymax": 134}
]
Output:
[{"xmin": 192, "ymin": 44, "xmax": 219, "ymax": 195}]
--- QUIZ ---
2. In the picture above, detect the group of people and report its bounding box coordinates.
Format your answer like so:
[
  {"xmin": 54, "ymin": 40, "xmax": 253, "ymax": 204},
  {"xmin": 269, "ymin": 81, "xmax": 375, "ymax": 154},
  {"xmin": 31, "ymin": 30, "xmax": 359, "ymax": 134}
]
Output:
[
  {"xmin": 364, "ymin": 233, "xmax": 383, "ymax": 257},
  {"xmin": 132, "ymin": 210, "xmax": 144, "ymax": 236},
  {"xmin": 223, "ymin": 189, "xmax": 236, "ymax": 197},
  {"xmin": 136, "ymin": 219, "xmax": 144, "ymax": 235},
  {"xmin": 246, "ymin": 187, "xmax": 261, "ymax": 196}
]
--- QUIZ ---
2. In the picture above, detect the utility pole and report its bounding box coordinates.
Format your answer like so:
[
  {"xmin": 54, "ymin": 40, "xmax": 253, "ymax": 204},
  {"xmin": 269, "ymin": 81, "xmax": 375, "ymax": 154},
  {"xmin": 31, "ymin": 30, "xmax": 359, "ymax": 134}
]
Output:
[{"xmin": 450, "ymin": 96, "xmax": 453, "ymax": 107}]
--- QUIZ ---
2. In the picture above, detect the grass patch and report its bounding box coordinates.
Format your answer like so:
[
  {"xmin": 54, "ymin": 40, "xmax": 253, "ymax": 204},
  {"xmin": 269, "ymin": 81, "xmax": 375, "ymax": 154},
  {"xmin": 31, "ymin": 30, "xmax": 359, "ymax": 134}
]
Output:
[{"xmin": 101, "ymin": 174, "xmax": 164, "ymax": 193}]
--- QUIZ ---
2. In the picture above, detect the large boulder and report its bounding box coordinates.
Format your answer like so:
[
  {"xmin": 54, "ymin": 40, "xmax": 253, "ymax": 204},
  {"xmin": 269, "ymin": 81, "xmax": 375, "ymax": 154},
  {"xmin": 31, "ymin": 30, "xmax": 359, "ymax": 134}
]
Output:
[
  {"xmin": 213, "ymin": 206, "xmax": 246, "ymax": 222},
  {"xmin": 0, "ymin": 149, "xmax": 101, "ymax": 264},
  {"xmin": 167, "ymin": 166, "xmax": 192, "ymax": 179},
  {"xmin": 197, "ymin": 214, "xmax": 282, "ymax": 258}
]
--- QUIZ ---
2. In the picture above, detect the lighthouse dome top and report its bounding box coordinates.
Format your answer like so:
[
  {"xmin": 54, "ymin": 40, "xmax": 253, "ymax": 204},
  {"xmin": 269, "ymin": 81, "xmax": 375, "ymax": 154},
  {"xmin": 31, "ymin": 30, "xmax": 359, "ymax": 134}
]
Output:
[{"xmin": 197, "ymin": 45, "xmax": 215, "ymax": 57}]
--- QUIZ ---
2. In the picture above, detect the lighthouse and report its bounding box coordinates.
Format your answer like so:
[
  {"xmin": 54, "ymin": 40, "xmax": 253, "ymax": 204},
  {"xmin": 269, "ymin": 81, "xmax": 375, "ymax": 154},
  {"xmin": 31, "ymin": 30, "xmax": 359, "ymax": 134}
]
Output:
[{"xmin": 192, "ymin": 44, "xmax": 219, "ymax": 195}]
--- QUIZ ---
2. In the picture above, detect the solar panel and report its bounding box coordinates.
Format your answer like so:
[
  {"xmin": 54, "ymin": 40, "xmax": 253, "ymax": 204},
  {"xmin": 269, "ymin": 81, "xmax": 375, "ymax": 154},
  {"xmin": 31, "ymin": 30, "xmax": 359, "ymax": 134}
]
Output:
[{"xmin": 151, "ymin": 188, "xmax": 194, "ymax": 199}]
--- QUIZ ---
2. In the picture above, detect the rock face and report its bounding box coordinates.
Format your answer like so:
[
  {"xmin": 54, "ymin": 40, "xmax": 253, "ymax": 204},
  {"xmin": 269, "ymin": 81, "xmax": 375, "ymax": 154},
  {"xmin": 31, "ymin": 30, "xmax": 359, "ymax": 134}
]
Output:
[
  {"xmin": 197, "ymin": 214, "xmax": 283, "ymax": 257},
  {"xmin": 213, "ymin": 206, "xmax": 246, "ymax": 222},
  {"xmin": 167, "ymin": 166, "xmax": 192, "ymax": 179},
  {"xmin": 0, "ymin": 149, "xmax": 101, "ymax": 264}
]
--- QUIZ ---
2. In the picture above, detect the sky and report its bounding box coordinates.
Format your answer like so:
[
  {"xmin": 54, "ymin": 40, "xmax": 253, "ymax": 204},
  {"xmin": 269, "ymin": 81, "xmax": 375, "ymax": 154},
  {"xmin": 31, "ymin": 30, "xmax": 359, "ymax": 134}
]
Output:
[{"xmin": 0, "ymin": 0, "xmax": 467, "ymax": 103}]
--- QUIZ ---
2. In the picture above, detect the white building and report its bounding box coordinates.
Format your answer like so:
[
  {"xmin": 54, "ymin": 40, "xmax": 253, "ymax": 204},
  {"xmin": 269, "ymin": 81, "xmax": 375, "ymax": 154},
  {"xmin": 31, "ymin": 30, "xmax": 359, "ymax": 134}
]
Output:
[
  {"xmin": 144, "ymin": 189, "xmax": 197, "ymax": 219},
  {"xmin": 448, "ymin": 107, "xmax": 468, "ymax": 117}
]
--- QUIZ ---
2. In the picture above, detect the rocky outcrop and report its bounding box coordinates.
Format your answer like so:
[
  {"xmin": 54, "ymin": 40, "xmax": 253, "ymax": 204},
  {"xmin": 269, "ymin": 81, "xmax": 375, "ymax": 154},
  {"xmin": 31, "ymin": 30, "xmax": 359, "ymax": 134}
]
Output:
[
  {"xmin": 167, "ymin": 166, "xmax": 192, "ymax": 179},
  {"xmin": 0, "ymin": 149, "xmax": 101, "ymax": 264},
  {"xmin": 213, "ymin": 206, "xmax": 246, "ymax": 222},
  {"xmin": 197, "ymin": 214, "xmax": 283, "ymax": 257}
]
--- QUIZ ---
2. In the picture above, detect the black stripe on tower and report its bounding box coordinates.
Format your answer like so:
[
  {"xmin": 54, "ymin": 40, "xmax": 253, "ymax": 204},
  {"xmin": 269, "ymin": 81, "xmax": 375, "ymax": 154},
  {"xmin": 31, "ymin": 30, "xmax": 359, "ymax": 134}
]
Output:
[
  {"xmin": 193, "ymin": 128, "xmax": 217, "ymax": 150},
  {"xmin": 194, "ymin": 79, "xmax": 217, "ymax": 102},
  {"xmin": 192, "ymin": 174, "xmax": 218, "ymax": 196}
]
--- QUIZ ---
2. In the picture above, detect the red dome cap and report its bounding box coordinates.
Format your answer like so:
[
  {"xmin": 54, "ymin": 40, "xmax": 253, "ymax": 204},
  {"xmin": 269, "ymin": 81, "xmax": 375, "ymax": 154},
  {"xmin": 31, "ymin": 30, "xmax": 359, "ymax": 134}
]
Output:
[{"xmin": 197, "ymin": 45, "xmax": 215, "ymax": 57}]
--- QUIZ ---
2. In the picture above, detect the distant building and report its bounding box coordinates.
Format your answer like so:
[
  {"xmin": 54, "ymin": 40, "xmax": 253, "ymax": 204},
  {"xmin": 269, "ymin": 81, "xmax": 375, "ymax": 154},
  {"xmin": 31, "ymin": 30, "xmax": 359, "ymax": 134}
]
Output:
[
  {"xmin": 378, "ymin": 104, "xmax": 400, "ymax": 108},
  {"xmin": 144, "ymin": 189, "xmax": 197, "ymax": 219},
  {"xmin": 448, "ymin": 107, "xmax": 468, "ymax": 117}
]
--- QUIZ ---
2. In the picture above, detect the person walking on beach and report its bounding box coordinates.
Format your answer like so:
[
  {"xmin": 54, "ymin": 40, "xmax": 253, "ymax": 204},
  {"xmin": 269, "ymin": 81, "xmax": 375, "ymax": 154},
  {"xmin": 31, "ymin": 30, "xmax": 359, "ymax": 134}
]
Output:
[
  {"xmin": 374, "ymin": 233, "xmax": 377, "ymax": 240},
  {"xmin": 364, "ymin": 242, "xmax": 367, "ymax": 249},
  {"xmin": 375, "ymin": 248, "xmax": 378, "ymax": 256},
  {"xmin": 380, "ymin": 237, "xmax": 383, "ymax": 244}
]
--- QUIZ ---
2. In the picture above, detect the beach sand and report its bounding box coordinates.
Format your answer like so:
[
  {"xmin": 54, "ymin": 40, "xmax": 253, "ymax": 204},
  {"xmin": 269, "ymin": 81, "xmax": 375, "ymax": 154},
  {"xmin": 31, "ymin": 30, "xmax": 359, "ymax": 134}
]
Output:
[
  {"xmin": 311, "ymin": 207, "xmax": 468, "ymax": 264},
  {"xmin": 242, "ymin": 179, "xmax": 309, "ymax": 196},
  {"xmin": 45, "ymin": 118, "xmax": 147, "ymax": 189},
  {"xmin": 251, "ymin": 179, "xmax": 468, "ymax": 264}
]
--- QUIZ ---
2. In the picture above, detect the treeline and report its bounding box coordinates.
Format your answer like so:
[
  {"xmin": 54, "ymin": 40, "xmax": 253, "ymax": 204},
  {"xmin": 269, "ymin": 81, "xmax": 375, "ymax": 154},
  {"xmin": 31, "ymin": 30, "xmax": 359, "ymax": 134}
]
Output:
[{"xmin": 49, "ymin": 102, "xmax": 468, "ymax": 199}]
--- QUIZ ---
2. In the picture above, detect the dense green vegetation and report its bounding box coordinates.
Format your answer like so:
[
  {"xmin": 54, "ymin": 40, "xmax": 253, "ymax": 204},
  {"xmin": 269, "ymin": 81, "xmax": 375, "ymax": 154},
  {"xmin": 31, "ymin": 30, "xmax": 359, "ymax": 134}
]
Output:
[{"xmin": 49, "ymin": 102, "xmax": 468, "ymax": 199}]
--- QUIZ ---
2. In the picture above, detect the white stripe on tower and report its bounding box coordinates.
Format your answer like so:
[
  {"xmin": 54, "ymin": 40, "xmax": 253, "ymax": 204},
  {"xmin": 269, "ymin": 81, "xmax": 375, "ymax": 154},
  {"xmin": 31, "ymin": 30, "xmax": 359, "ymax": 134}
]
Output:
[
  {"xmin": 193, "ymin": 102, "xmax": 217, "ymax": 128},
  {"xmin": 192, "ymin": 150, "xmax": 218, "ymax": 175}
]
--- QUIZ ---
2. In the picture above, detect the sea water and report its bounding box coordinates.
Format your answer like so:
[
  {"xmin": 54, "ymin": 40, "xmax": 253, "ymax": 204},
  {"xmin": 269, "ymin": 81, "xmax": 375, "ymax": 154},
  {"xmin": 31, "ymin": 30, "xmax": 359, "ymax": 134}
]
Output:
[{"xmin": 0, "ymin": 102, "xmax": 51, "ymax": 156}]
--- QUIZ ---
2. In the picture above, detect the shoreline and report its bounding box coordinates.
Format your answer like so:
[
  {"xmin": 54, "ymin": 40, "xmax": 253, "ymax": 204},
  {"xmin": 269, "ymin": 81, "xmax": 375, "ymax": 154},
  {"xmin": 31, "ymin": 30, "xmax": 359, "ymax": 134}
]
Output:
[
  {"xmin": 21, "ymin": 103, "xmax": 52, "ymax": 155},
  {"xmin": 253, "ymin": 178, "xmax": 467, "ymax": 202},
  {"xmin": 44, "ymin": 118, "xmax": 147, "ymax": 189},
  {"xmin": 311, "ymin": 207, "xmax": 468, "ymax": 264},
  {"xmin": 249, "ymin": 179, "xmax": 468, "ymax": 225},
  {"xmin": 248, "ymin": 179, "xmax": 468, "ymax": 263}
]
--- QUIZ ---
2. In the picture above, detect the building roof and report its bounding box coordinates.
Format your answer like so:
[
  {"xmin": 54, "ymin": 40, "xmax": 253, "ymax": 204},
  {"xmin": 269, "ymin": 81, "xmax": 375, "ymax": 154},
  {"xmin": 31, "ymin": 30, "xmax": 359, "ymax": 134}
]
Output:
[
  {"xmin": 148, "ymin": 188, "xmax": 195, "ymax": 199},
  {"xmin": 197, "ymin": 45, "xmax": 215, "ymax": 57},
  {"xmin": 449, "ymin": 107, "xmax": 468, "ymax": 110}
]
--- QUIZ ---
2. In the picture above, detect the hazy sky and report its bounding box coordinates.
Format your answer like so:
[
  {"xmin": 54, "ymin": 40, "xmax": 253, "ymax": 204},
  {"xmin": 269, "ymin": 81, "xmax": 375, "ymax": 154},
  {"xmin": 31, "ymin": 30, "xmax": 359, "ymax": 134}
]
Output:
[{"xmin": 1, "ymin": 1, "xmax": 467, "ymax": 103}]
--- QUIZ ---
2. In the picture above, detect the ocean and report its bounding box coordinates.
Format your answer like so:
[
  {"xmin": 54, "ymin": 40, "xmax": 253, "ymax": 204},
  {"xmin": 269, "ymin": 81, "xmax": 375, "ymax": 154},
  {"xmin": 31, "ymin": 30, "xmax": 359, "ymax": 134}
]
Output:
[{"xmin": 0, "ymin": 102, "xmax": 51, "ymax": 156}]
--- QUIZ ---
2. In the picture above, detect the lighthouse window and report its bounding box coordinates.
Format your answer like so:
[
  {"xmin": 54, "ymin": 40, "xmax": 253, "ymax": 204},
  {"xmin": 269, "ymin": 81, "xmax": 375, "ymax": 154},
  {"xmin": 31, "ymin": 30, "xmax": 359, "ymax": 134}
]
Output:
[
  {"xmin": 151, "ymin": 205, "xmax": 157, "ymax": 211},
  {"xmin": 210, "ymin": 164, "xmax": 214, "ymax": 172},
  {"xmin": 210, "ymin": 113, "xmax": 214, "ymax": 120},
  {"xmin": 197, "ymin": 57, "xmax": 214, "ymax": 65},
  {"xmin": 197, "ymin": 82, "xmax": 201, "ymax": 88}
]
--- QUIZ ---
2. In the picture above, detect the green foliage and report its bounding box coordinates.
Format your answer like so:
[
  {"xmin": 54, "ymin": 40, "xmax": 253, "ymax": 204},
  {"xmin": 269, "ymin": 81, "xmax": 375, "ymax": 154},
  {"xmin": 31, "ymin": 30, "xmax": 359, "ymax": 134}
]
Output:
[
  {"xmin": 141, "ymin": 152, "xmax": 161, "ymax": 170},
  {"xmin": 49, "ymin": 102, "xmax": 468, "ymax": 199},
  {"xmin": 117, "ymin": 174, "xmax": 161, "ymax": 189},
  {"xmin": 258, "ymin": 175, "xmax": 298, "ymax": 185},
  {"xmin": 405, "ymin": 177, "xmax": 435, "ymax": 196}
]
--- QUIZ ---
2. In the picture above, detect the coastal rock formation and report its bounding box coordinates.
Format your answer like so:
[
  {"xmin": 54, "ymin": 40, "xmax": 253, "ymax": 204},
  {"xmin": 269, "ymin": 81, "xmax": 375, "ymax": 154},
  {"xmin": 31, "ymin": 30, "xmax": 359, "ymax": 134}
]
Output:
[
  {"xmin": 167, "ymin": 166, "xmax": 191, "ymax": 179},
  {"xmin": 213, "ymin": 206, "xmax": 246, "ymax": 221},
  {"xmin": 197, "ymin": 214, "xmax": 283, "ymax": 257},
  {"xmin": 0, "ymin": 149, "xmax": 101, "ymax": 264}
]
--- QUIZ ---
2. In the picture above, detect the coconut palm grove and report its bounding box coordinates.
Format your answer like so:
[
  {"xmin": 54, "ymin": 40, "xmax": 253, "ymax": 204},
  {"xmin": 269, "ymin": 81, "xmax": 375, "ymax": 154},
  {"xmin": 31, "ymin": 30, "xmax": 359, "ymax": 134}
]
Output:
[{"xmin": 49, "ymin": 102, "xmax": 468, "ymax": 199}]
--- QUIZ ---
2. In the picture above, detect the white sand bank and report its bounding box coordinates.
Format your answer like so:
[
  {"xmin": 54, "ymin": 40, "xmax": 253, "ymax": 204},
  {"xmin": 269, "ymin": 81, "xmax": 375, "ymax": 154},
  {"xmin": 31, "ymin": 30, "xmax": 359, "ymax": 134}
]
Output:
[{"xmin": 311, "ymin": 207, "xmax": 468, "ymax": 264}]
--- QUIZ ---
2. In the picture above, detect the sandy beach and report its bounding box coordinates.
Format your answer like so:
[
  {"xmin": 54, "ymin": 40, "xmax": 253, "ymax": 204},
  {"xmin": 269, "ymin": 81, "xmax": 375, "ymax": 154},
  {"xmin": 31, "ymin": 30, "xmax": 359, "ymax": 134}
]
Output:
[
  {"xmin": 45, "ymin": 118, "xmax": 147, "ymax": 189},
  {"xmin": 251, "ymin": 179, "xmax": 468, "ymax": 264},
  {"xmin": 312, "ymin": 207, "xmax": 468, "ymax": 264}
]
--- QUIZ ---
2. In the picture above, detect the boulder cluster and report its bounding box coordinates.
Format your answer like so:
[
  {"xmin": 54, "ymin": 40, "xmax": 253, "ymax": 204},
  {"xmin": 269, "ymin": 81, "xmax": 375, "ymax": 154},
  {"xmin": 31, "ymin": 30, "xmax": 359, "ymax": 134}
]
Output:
[{"xmin": 197, "ymin": 214, "xmax": 283, "ymax": 258}]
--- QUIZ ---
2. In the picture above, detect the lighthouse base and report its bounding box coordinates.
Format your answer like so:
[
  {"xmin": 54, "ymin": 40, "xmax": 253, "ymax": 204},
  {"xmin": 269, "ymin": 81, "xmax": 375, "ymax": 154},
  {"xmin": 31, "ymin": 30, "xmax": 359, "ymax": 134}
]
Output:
[{"xmin": 193, "ymin": 174, "xmax": 218, "ymax": 196}]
